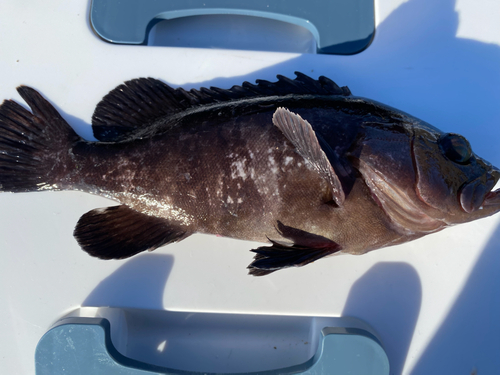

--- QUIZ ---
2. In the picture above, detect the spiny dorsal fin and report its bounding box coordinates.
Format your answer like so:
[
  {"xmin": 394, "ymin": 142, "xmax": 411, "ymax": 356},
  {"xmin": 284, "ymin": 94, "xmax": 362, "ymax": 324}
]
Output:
[{"xmin": 92, "ymin": 72, "xmax": 351, "ymax": 142}]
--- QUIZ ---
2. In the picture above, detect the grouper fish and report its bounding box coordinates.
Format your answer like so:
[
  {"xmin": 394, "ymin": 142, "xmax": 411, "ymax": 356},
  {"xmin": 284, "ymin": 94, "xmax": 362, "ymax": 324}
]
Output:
[{"xmin": 0, "ymin": 73, "xmax": 499, "ymax": 275}]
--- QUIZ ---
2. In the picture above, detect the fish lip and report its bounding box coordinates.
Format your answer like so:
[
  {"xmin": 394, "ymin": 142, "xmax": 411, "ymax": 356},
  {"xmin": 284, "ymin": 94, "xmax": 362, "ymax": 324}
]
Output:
[
  {"xmin": 481, "ymin": 168, "xmax": 500, "ymax": 209},
  {"xmin": 484, "ymin": 189, "xmax": 499, "ymax": 200},
  {"xmin": 483, "ymin": 188, "xmax": 500, "ymax": 207}
]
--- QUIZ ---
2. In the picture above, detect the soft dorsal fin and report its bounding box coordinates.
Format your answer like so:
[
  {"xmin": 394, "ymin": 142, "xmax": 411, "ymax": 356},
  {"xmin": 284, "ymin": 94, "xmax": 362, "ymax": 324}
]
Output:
[{"xmin": 92, "ymin": 72, "xmax": 351, "ymax": 142}]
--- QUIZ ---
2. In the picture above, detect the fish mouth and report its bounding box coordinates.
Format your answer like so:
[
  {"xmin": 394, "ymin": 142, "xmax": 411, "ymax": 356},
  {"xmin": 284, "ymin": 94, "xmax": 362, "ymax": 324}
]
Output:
[
  {"xmin": 483, "ymin": 189, "xmax": 500, "ymax": 207},
  {"xmin": 482, "ymin": 168, "xmax": 500, "ymax": 209},
  {"xmin": 478, "ymin": 169, "xmax": 500, "ymax": 210}
]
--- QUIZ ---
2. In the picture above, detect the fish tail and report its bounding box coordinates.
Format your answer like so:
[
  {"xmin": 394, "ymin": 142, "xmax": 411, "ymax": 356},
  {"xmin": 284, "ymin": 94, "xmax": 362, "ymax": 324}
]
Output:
[{"xmin": 0, "ymin": 86, "xmax": 81, "ymax": 192}]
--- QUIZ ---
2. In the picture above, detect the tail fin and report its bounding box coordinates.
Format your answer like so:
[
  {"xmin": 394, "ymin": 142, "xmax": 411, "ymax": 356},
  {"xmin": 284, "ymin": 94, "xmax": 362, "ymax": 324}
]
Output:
[{"xmin": 0, "ymin": 86, "xmax": 80, "ymax": 192}]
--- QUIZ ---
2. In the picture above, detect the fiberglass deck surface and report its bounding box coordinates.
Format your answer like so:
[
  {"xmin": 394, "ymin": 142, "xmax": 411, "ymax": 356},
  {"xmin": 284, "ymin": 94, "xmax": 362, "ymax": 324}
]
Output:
[{"xmin": 1, "ymin": 0, "xmax": 500, "ymax": 374}]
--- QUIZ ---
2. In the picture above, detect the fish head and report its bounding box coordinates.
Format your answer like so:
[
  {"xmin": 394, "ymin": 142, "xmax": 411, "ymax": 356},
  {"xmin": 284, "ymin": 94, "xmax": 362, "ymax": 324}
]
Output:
[
  {"xmin": 351, "ymin": 117, "xmax": 500, "ymax": 235},
  {"xmin": 412, "ymin": 127, "xmax": 500, "ymax": 223}
]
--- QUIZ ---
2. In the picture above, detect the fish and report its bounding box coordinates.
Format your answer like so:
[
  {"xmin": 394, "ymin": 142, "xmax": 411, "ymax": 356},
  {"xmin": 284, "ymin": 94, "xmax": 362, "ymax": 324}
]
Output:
[{"xmin": 0, "ymin": 73, "xmax": 499, "ymax": 276}]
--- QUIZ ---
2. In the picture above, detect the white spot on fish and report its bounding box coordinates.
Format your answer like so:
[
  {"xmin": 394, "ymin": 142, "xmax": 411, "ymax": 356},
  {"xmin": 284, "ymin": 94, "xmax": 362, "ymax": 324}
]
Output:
[
  {"xmin": 284, "ymin": 156, "xmax": 294, "ymax": 166},
  {"xmin": 231, "ymin": 159, "xmax": 248, "ymax": 180},
  {"xmin": 116, "ymin": 158, "xmax": 131, "ymax": 168},
  {"xmin": 268, "ymin": 156, "xmax": 278, "ymax": 174},
  {"xmin": 227, "ymin": 196, "xmax": 234, "ymax": 204},
  {"xmin": 216, "ymin": 178, "xmax": 224, "ymax": 198},
  {"xmin": 112, "ymin": 192, "xmax": 195, "ymax": 226},
  {"xmin": 237, "ymin": 198, "xmax": 243, "ymax": 204}
]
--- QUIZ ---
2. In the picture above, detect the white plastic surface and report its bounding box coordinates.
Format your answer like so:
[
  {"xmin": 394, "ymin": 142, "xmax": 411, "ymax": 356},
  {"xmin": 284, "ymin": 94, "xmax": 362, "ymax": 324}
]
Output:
[{"xmin": 1, "ymin": 1, "xmax": 500, "ymax": 374}]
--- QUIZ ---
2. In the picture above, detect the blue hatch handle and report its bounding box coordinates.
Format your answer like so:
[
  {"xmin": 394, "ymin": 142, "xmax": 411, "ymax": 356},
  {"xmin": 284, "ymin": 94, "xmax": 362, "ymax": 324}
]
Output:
[
  {"xmin": 90, "ymin": 0, "xmax": 375, "ymax": 55},
  {"xmin": 35, "ymin": 314, "xmax": 389, "ymax": 374}
]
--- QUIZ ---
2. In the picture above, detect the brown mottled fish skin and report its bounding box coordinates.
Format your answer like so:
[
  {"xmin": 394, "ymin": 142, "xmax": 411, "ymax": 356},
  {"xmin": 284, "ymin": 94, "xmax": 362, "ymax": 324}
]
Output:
[
  {"xmin": 0, "ymin": 73, "xmax": 499, "ymax": 276},
  {"xmin": 68, "ymin": 111, "xmax": 391, "ymax": 250}
]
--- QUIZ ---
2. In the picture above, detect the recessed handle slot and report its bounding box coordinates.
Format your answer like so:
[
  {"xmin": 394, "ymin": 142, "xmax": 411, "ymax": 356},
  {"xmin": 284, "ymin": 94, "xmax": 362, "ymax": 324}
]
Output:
[{"xmin": 90, "ymin": 0, "xmax": 375, "ymax": 54}]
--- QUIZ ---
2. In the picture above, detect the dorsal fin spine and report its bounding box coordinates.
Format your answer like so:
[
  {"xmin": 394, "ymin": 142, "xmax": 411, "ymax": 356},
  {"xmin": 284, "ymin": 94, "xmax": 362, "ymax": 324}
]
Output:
[{"xmin": 92, "ymin": 72, "xmax": 351, "ymax": 142}]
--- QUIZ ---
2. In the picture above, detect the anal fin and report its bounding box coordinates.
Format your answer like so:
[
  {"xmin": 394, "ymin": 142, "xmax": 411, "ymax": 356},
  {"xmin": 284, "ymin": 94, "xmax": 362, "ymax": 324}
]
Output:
[
  {"xmin": 74, "ymin": 205, "xmax": 191, "ymax": 260},
  {"xmin": 248, "ymin": 221, "xmax": 341, "ymax": 276}
]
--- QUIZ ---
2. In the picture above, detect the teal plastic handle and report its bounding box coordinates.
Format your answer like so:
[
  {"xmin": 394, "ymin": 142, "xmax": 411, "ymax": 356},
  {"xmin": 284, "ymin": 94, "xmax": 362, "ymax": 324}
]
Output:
[
  {"xmin": 35, "ymin": 317, "xmax": 389, "ymax": 374},
  {"xmin": 90, "ymin": 0, "xmax": 374, "ymax": 54}
]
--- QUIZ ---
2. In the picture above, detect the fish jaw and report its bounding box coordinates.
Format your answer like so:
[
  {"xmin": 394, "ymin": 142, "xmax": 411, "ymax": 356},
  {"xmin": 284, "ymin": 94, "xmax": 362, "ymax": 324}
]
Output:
[
  {"xmin": 481, "ymin": 168, "xmax": 500, "ymax": 210},
  {"xmin": 461, "ymin": 167, "xmax": 500, "ymax": 221},
  {"xmin": 484, "ymin": 189, "xmax": 500, "ymax": 207},
  {"xmin": 459, "ymin": 169, "xmax": 499, "ymax": 213}
]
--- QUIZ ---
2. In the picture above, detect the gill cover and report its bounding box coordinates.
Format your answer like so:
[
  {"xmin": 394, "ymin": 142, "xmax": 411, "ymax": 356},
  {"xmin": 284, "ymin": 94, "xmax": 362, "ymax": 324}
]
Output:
[{"xmin": 353, "ymin": 125, "xmax": 445, "ymax": 234}]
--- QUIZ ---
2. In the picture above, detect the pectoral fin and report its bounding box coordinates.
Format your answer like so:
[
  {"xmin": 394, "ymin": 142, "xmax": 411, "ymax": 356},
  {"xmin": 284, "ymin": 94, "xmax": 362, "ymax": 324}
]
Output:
[
  {"xmin": 248, "ymin": 221, "xmax": 341, "ymax": 276},
  {"xmin": 273, "ymin": 107, "xmax": 345, "ymax": 207},
  {"xmin": 74, "ymin": 205, "xmax": 191, "ymax": 260}
]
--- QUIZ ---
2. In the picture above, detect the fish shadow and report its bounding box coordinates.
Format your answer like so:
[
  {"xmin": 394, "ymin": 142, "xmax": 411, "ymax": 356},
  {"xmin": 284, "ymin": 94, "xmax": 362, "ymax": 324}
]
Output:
[
  {"xmin": 82, "ymin": 253, "xmax": 174, "ymax": 309},
  {"xmin": 342, "ymin": 262, "xmax": 422, "ymax": 375},
  {"xmin": 411, "ymin": 222, "xmax": 500, "ymax": 374}
]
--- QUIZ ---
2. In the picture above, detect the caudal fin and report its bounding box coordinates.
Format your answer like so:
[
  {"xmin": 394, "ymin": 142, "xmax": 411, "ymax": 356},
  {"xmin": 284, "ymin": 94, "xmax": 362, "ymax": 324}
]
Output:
[{"xmin": 0, "ymin": 86, "xmax": 80, "ymax": 192}]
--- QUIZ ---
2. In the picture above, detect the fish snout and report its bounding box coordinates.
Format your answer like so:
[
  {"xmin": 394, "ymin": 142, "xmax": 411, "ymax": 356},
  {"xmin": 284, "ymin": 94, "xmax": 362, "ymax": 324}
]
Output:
[{"xmin": 460, "ymin": 166, "xmax": 500, "ymax": 213}]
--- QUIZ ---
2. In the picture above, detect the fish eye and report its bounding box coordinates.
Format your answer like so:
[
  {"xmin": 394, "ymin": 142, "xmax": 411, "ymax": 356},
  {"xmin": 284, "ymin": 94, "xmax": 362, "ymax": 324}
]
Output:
[{"xmin": 438, "ymin": 133, "xmax": 472, "ymax": 164}]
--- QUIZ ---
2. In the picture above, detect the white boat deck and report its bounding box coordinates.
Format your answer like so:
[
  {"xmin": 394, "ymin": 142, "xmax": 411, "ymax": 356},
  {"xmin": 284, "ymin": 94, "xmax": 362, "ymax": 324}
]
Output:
[{"xmin": 1, "ymin": 0, "xmax": 499, "ymax": 373}]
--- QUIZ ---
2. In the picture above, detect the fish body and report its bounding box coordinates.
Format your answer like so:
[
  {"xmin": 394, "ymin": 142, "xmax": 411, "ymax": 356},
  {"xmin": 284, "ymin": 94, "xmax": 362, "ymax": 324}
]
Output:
[{"xmin": 0, "ymin": 73, "xmax": 499, "ymax": 275}]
